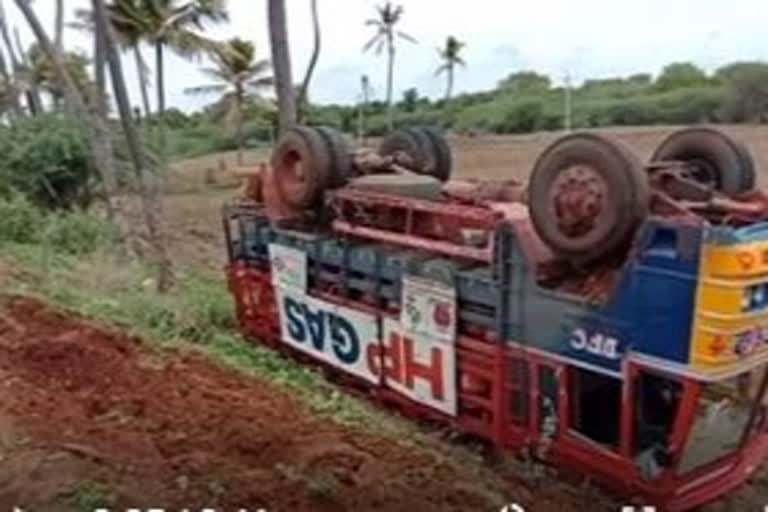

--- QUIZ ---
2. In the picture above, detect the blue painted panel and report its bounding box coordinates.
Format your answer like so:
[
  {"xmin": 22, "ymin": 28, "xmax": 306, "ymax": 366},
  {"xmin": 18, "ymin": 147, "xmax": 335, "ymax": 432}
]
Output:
[{"xmin": 513, "ymin": 220, "xmax": 700, "ymax": 372}]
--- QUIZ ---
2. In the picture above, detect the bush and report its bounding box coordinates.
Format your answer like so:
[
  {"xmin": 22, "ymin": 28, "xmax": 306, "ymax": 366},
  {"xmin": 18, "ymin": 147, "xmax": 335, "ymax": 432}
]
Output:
[
  {"xmin": 44, "ymin": 210, "xmax": 117, "ymax": 255},
  {"xmin": 0, "ymin": 193, "xmax": 114, "ymax": 255},
  {"xmin": 0, "ymin": 114, "xmax": 94, "ymax": 210},
  {"xmin": 0, "ymin": 193, "xmax": 46, "ymax": 244}
]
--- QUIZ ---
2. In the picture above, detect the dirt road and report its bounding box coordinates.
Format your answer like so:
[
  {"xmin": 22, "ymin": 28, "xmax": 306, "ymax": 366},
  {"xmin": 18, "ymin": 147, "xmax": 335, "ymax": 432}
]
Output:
[{"xmin": 0, "ymin": 297, "xmax": 610, "ymax": 512}]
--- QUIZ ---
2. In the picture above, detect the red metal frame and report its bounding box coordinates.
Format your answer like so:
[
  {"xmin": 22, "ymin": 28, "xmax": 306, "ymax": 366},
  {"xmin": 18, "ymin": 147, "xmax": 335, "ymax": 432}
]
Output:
[
  {"xmin": 329, "ymin": 188, "xmax": 503, "ymax": 262},
  {"xmin": 227, "ymin": 264, "xmax": 768, "ymax": 511}
]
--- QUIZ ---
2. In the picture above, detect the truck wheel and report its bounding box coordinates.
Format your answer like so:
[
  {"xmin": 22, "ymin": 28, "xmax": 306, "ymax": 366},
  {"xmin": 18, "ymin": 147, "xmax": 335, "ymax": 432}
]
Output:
[
  {"xmin": 379, "ymin": 127, "xmax": 451, "ymax": 181},
  {"xmin": 270, "ymin": 126, "xmax": 332, "ymax": 210},
  {"xmin": 651, "ymin": 127, "xmax": 756, "ymax": 195},
  {"xmin": 315, "ymin": 126, "xmax": 352, "ymax": 187},
  {"xmin": 529, "ymin": 133, "xmax": 648, "ymax": 265},
  {"xmin": 415, "ymin": 126, "xmax": 453, "ymax": 181}
]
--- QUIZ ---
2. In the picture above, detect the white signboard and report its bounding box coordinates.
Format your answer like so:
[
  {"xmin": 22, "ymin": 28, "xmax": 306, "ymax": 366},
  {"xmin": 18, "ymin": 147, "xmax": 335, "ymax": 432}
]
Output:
[
  {"xmin": 269, "ymin": 243, "xmax": 307, "ymax": 291},
  {"xmin": 382, "ymin": 318, "xmax": 457, "ymax": 416},
  {"xmin": 276, "ymin": 288, "xmax": 380, "ymax": 384},
  {"xmin": 401, "ymin": 275, "xmax": 457, "ymax": 343}
]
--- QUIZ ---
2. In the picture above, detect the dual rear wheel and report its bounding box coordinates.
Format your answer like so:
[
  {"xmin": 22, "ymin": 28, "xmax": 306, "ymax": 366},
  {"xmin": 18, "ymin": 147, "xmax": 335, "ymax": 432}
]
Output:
[{"xmin": 529, "ymin": 128, "xmax": 756, "ymax": 264}]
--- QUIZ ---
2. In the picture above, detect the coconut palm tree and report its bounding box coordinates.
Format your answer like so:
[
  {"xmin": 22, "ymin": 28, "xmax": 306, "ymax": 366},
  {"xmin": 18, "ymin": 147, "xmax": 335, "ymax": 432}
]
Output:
[
  {"xmin": 22, "ymin": 43, "xmax": 95, "ymax": 106},
  {"xmin": 435, "ymin": 36, "xmax": 465, "ymax": 100},
  {"xmin": 107, "ymin": 0, "xmax": 227, "ymax": 161},
  {"xmin": 70, "ymin": 0, "xmax": 153, "ymax": 119},
  {"xmin": 363, "ymin": 1, "xmax": 415, "ymax": 130},
  {"xmin": 185, "ymin": 38, "xmax": 273, "ymax": 165}
]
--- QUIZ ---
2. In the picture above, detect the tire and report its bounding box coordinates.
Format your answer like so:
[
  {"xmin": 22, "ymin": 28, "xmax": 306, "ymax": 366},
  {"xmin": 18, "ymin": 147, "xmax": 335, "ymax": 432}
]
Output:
[
  {"xmin": 270, "ymin": 126, "xmax": 332, "ymax": 210},
  {"xmin": 378, "ymin": 127, "xmax": 450, "ymax": 180},
  {"xmin": 378, "ymin": 127, "xmax": 430, "ymax": 171},
  {"xmin": 735, "ymin": 142, "xmax": 757, "ymax": 192},
  {"xmin": 415, "ymin": 126, "xmax": 453, "ymax": 181},
  {"xmin": 314, "ymin": 126, "xmax": 352, "ymax": 187},
  {"xmin": 651, "ymin": 127, "xmax": 755, "ymax": 195},
  {"xmin": 529, "ymin": 133, "xmax": 648, "ymax": 265}
]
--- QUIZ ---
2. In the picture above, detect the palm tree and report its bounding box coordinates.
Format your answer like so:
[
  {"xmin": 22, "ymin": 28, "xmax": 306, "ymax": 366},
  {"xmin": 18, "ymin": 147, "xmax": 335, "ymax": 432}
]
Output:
[
  {"xmin": 70, "ymin": 1, "xmax": 153, "ymax": 119},
  {"xmin": 109, "ymin": 0, "xmax": 227, "ymax": 161},
  {"xmin": 94, "ymin": 0, "xmax": 173, "ymax": 291},
  {"xmin": 363, "ymin": 2, "xmax": 415, "ymax": 130},
  {"xmin": 14, "ymin": 0, "xmax": 126, "ymax": 236},
  {"xmin": 268, "ymin": 0, "xmax": 296, "ymax": 133},
  {"xmin": 24, "ymin": 43, "xmax": 94, "ymax": 105},
  {"xmin": 185, "ymin": 38, "xmax": 273, "ymax": 165},
  {"xmin": 435, "ymin": 36, "xmax": 465, "ymax": 100}
]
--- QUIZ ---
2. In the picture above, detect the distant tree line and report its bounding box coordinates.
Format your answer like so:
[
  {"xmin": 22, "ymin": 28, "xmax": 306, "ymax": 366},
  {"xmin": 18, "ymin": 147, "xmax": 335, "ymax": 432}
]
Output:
[{"xmin": 281, "ymin": 60, "xmax": 768, "ymax": 137}]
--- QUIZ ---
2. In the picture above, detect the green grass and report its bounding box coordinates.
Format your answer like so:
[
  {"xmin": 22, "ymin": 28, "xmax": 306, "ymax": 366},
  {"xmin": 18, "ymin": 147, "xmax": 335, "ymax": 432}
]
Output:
[{"xmin": 65, "ymin": 480, "xmax": 117, "ymax": 510}]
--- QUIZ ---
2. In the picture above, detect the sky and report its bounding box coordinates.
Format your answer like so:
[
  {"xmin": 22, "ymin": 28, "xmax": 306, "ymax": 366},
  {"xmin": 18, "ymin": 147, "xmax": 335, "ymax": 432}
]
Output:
[{"xmin": 9, "ymin": 0, "xmax": 768, "ymax": 113}]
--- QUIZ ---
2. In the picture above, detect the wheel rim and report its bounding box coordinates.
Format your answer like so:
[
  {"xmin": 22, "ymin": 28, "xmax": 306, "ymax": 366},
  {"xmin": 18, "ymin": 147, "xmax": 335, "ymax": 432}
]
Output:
[
  {"xmin": 686, "ymin": 158, "xmax": 718, "ymax": 188},
  {"xmin": 549, "ymin": 163, "xmax": 611, "ymax": 239}
]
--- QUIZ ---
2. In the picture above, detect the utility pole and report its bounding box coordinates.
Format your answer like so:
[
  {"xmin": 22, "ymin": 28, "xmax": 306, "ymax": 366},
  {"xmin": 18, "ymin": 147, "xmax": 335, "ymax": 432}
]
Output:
[{"xmin": 564, "ymin": 71, "xmax": 573, "ymax": 132}]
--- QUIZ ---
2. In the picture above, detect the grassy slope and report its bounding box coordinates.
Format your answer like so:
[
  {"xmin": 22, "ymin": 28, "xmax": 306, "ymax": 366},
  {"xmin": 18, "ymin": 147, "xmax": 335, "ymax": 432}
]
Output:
[{"xmin": 1, "ymin": 241, "xmax": 613, "ymax": 510}]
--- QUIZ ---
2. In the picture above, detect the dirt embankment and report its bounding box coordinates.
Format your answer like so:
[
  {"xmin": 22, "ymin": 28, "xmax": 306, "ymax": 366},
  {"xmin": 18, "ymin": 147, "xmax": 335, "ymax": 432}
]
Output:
[{"xmin": 0, "ymin": 297, "xmax": 606, "ymax": 512}]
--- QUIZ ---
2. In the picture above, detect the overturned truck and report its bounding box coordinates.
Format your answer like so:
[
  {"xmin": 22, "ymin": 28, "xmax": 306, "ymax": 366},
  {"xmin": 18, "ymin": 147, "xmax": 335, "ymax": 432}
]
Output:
[{"xmin": 223, "ymin": 125, "xmax": 768, "ymax": 511}]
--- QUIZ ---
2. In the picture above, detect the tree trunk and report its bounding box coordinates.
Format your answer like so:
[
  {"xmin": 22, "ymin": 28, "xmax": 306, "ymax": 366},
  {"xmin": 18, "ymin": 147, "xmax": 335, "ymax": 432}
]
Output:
[
  {"xmin": 54, "ymin": 0, "xmax": 63, "ymax": 51},
  {"xmin": 133, "ymin": 45, "xmax": 151, "ymax": 119},
  {"xmin": 0, "ymin": 0, "xmax": 18, "ymax": 67},
  {"xmin": 94, "ymin": 0, "xmax": 172, "ymax": 291},
  {"xmin": 268, "ymin": 0, "xmax": 296, "ymax": 133},
  {"xmin": 446, "ymin": 63, "xmax": 453, "ymax": 100},
  {"xmin": 296, "ymin": 0, "xmax": 320, "ymax": 123},
  {"xmin": 13, "ymin": 25, "xmax": 42, "ymax": 114},
  {"xmin": 93, "ymin": 17, "xmax": 106, "ymax": 114},
  {"xmin": 235, "ymin": 87, "xmax": 244, "ymax": 166},
  {"xmin": 91, "ymin": 7, "xmax": 118, "ymax": 226},
  {"xmin": 386, "ymin": 31, "xmax": 394, "ymax": 131},
  {"xmin": 155, "ymin": 42, "xmax": 167, "ymax": 155},
  {"xmin": 14, "ymin": 0, "xmax": 126, "ymax": 236},
  {"xmin": 0, "ymin": 34, "xmax": 21, "ymax": 117},
  {"xmin": 152, "ymin": 39, "xmax": 173, "ymax": 291}
]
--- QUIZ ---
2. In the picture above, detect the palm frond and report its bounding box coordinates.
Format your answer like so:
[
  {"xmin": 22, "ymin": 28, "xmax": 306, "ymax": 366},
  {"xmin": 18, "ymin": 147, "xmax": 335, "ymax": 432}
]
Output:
[
  {"xmin": 397, "ymin": 31, "xmax": 416, "ymax": 43},
  {"xmin": 434, "ymin": 63, "xmax": 449, "ymax": 76},
  {"xmin": 455, "ymin": 56, "xmax": 467, "ymax": 67},
  {"xmin": 184, "ymin": 83, "xmax": 229, "ymax": 95},
  {"xmin": 66, "ymin": 20, "xmax": 92, "ymax": 33},
  {"xmin": 249, "ymin": 58, "xmax": 271, "ymax": 76},
  {"xmin": 247, "ymin": 76, "xmax": 274, "ymax": 89},
  {"xmin": 363, "ymin": 33, "xmax": 383, "ymax": 53},
  {"xmin": 165, "ymin": 29, "xmax": 218, "ymax": 59},
  {"xmin": 199, "ymin": 66, "xmax": 231, "ymax": 82}
]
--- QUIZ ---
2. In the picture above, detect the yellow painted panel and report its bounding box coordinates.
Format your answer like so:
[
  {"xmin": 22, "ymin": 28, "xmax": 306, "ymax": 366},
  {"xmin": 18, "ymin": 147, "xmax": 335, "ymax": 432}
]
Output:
[
  {"xmin": 702, "ymin": 242, "xmax": 768, "ymax": 278},
  {"xmin": 696, "ymin": 283, "xmax": 743, "ymax": 315},
  {"xmin": 691, "ymin": 326, "xmax": 768, "ymax": 368}
]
